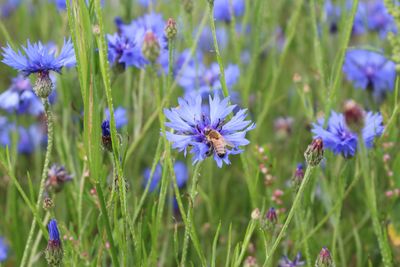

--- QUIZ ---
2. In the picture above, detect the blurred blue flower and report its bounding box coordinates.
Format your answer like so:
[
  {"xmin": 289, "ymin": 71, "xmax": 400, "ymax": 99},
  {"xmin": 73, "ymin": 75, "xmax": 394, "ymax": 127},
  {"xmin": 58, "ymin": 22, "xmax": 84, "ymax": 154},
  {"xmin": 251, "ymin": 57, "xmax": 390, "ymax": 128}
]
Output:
[
  {"xmin": 143, "ymin": 161, "xmax": 188, "ymax": 192},
  {"xmin": 0, "ymin": 75, "xmax": 44, "ymax": 115},
  {"xmin": 51, "ymin": 0, "xmax": 104, "ymax": 10},
  {"xmin": 164, "ymin": 94, "xmax": 255, "ymax": 167},
  {"xmin": 111, "ymin": 12, "xmax": 168, "ymax": 70},
  {"xmin": 343, "ymin": 49, "xmax": 396, "ymax": 101},
  {"xmin": 18, "ymin": 124, "xmax": 44, "ymax": 154},
  {"xmin": 1, "ymin": 39, "xmax": 76, "ymax": 76},
  {"xmin": 366, "ymin": 0, "xmax": 397, "ymax": 38},
  {"xmin": 312, "ymin": 111, "xmax": 384, "ymax": 158},
  {"xmin": 214, "ymin": 0, "xmax": 245, "ymax": 22},
  {"xmin": 324, "ymin": 0, "xmax": 366, "ymax": 35},
  {"xmin": 107, "ymin": 33, "xmax": 146, "ymax": 68},
  {"xmin": 1, "ymin": 0, "xmax": 20, "ymax": 17},
  {"xmin": 278, "ymin": 252, "xmax": 305, "ymax": 267},
  {"xmin": 198, "ymin": 27, "xmax": 228, "ymax": 53},
  {"xmin": 105, "ymin": 107, "xmax": 128, "ymax": 129},
  {"xmin": 0, "ymin": 117, "xmax": 12, "ymax": 147},
  {"xmin": 0, "ymin": 237, "xmax": 8, "ymax": 262}
]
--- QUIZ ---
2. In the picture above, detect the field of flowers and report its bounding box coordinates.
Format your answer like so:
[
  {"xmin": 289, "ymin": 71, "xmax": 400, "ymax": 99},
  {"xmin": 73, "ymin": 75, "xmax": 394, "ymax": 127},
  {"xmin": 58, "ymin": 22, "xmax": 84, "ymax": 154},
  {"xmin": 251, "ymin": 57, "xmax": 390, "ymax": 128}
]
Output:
[{"xmin": 0, "ymin": 0, "xmax": 400, "ymax": 266}]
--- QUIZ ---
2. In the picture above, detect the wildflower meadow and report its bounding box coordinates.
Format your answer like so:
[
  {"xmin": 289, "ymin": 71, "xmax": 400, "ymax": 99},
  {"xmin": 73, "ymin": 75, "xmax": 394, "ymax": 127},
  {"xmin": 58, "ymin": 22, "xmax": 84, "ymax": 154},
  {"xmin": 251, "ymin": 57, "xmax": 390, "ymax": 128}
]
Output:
[{"xmin": 1, "ymin": 0, "xmax": 400, "ymax": 266}]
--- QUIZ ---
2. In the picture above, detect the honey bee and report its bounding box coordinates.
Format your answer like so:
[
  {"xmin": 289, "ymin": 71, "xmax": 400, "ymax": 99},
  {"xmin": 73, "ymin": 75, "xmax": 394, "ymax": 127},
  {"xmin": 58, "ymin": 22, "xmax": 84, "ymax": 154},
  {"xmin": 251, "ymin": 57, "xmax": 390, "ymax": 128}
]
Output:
[{"xmin": 204, "ymin": 129, "xmax": 232, "ymax": 158}]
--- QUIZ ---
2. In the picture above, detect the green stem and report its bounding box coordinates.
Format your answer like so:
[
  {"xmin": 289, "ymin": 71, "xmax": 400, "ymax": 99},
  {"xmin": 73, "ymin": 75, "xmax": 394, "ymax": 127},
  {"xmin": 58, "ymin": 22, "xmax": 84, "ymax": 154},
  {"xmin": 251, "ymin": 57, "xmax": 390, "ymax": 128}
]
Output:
[
  {"xmin": 180, "ymin": 163, "xmax": 202, "ymax": 267},
  {"xmin": 358, "ymin": 137, "xmax": 393, "ymax": 267},
  {"xmin": 263, "ymin": 165, "xmax": 315, "ymax": 266},
  {"xmin": 208, "ymin": 0, "xmax": 229, "ymax": 98},
  {"xmin": 21, "ymin": 99, "xmax": 53, "ymax": 267}
]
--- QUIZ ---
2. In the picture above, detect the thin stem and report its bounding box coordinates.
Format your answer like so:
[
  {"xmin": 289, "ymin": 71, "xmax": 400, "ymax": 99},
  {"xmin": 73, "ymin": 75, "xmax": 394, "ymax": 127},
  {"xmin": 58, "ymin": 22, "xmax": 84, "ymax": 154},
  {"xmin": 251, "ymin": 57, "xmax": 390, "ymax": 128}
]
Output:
[
  {"xmin": 207, "ymin": 0, "xmax": 229, "ymax": 98},
  {"xmin": 180, "ymin": 162, "xmax": 202, "ymax": 267},
  {"xmin": 21, "ymin": 99, "xmax": 54, "ymax": 267},
  {"xmin": 263, "ymin": 165, "xmax": 315, "ymax": 266}
]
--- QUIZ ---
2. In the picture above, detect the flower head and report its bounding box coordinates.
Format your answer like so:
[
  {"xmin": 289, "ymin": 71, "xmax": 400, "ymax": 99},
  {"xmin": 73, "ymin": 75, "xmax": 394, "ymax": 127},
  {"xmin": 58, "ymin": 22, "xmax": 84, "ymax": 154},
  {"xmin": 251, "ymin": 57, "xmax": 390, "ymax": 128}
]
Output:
[
  {"xmin": 312, "ymin": 111, "xmax": 384, "ymax": 158},
  {"xmin": 0, "ymin": 75, "xmax": 46, "ymax": 115},
  {"xmin": 213, "ymin": 0, "xmax": 245, "ymax": 22},
  {"xmin": 107, "ymin": 33, "xmax": 145, "ymax": 69},
  {"xmin": 343, "ymin": 49, "xmax": 396, "ymax": 101},
  {"xmin": 366, "ymin": 0, "xmax": 397, "ymax": 38},
  {"xmin": 0, "ymin": 237, "xmax": 8, "ymax": 262},
  {"xmin": 46, "ymin": 164, "xmax": 73, "ymax": 192},
  {"xmin": 315, "ymin": 247, "xmax": 334, "ymax": 267},
  {"xmin": 143, "ymin": 161, "xmax": 188, "ymax": 192},
  {"xmin": 1, "ymin": 0, "xmax": 20, "ymax": 18},
  {"xmin": 101, "ymin": 120, "xmax": 112, "ymax": 151},
  {"xmin": 1, "ymin": 39, "xmax": 76, "ymax": 76},
  {"xmin": 18, "ymin": 124, "xmax": 46, "ymax": 154},
  {"xmin": 279, "ymin": 252, "xmax": 305, "ymax": 267},
  {"xmin": 45, "ymin": 219, "xmax": 63, "ymax": 266},
  {"xmin": 164, "ymin": 94, "xmax": 255, "ymax": 167}
]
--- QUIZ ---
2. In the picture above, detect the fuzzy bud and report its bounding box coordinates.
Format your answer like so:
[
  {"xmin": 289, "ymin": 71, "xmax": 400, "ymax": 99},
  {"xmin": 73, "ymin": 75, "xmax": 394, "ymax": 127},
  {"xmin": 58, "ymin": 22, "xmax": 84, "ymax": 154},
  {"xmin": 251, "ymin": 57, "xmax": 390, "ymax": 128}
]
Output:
[
  {"xmin": 43, "ymin": 197, "xmax": 54, "ymax": 210},
  {"xmin": 165, "ymin": 18, "xmax": 177, "ymax": 40},
  {"xmin": 182, "ymin": 0, "xmax": 193, "ymax": 13},
  {"xmin": 343, "ymin": 100, "xmax": 365, "ymax": 133},
  {"xmin": 34, "ymin": 72, "xmax": 53, "ymax": 98},
  {"xmin": 315, "ymin": 247, "xmax": 335, "ymax": 267},
  {"xmin": 142, "ymin": 31, "xmax": 160, "ymax": 63},
  {"xmin": 304, "ymin": 138, "xmax": 324, "ymax": 167},
  {"xmin": 45, "ymin": 220, "xmax": 63, "ymax": 267}
]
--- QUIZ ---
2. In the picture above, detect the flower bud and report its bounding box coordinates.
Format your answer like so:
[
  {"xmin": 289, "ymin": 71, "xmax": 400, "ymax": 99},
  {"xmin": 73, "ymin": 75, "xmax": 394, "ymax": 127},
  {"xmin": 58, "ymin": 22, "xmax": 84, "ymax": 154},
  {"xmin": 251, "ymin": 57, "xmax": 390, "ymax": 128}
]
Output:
[
  {"xmin": 182, "ymin": 0, "xmax": 193, "ymax": 13},
  {"xmin": 304, "ymin": 138, "xmax": 324, "ymax": 167},
  {"xmin": 43, "ymin": 197, "xmax": 54, "ymax": 210},
  {"xmin": 164, "ymin": 18, "xmax": 177, "ymax": 40},
  {"xmin": 101, "ymin": 120, "xmax": 112, "ymax": 152},
  {"xmin": 251, "ymin": 208, "xmax": 261, "ymax": 220},
  {"xmin": 292, "ymin": 164, "xmax": 304, "ymax": 191},
  {"xmin": 142, "ymin": 31, "xmax": 160, "ymax": 63},
  {"xmin": 262, "ymin": 207, "xmax": 278, "ymax": 231},
  {"xmin": 343, "ymin": 100, "xmax": 365, "ymax": 133},
  {"xmin": 34, "ymin": 72, "xmax": 53, "ymax": 98},
  {"xmin": 46, "ymin": 164, "xmax": 73, "ymax": 193},
  {"xmin": 45, "ymin": 220, "xmax": 63, "ymax": 267},
  {"xmin": 315, "ymin": 247, "xmax": 335, "ymax": 267}
]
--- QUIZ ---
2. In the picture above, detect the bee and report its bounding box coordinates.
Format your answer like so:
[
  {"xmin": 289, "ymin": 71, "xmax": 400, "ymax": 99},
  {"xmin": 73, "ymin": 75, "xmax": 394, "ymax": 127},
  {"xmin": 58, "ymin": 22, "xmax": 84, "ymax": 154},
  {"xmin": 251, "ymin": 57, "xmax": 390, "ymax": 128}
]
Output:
[{"xmin": 204, "ymin": 129, "xmax": 233, "ymax": 158}]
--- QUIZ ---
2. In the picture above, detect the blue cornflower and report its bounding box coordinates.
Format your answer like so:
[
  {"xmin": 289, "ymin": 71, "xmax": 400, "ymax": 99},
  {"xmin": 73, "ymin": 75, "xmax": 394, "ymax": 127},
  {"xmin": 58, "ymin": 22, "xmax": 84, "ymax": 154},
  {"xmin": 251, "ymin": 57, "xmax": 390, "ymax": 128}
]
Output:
[
  {"xmin": 164, "ymin": 94, "xmax": 255, "ymax": 167},
  {"xmin": 46, "ymin": 219, "xmax": 63, "ymax": 266},
  {"xmin": 0, "ymin": 237, "xmax": 8, "ymax": 262},
  {"xmin": 107, "ymin": 32, "xmax": 146, "ymax": 69},
  {"xmin": 0, "ymin": 117, "xmax": 12, "ymax": 147},
  {"xmin": 143, "ymin": 161, "xmax": 188, "ymax": 192},
  {"xmin": 0, "ymin": 75, "xmax": 45, "ymax": 115},
  {"xmin": 101, "ymin": 120, "xmax": 111, "ymax": 137},
  {"xmin": 366, "ymin": 0, "xmax": 397, "ymax": 38},
  {"xmin": 343, "ymin": 49, "xmax": 396, "ymax": 101},
  {"xmin": 105, "ymin": 107, "xmax": 128, "ymax": 130},
  {"xmin": 278, "ymin": 252, "xmax": 305, "ymax": 267},
  {"xmin": 312, "ymin": 111, "xmax": 384, "ymax": 158},
  {"xmin": 213, "ymin": 0, "xmax": 245, "ymax": 22},
  {"xmin": 1, "ymin": 39, "xmax": 76, "ymax": 76},
  {"xmin": 46, "ymin": 164, "xmax": 73, "ymax": 192},
  {"xmin": 51, "ymin": 0, "xmax": 105, "ymax": 10},
  {"xmin": 113, "ymin": 12, "xmax": 168, "ymax": 70}
]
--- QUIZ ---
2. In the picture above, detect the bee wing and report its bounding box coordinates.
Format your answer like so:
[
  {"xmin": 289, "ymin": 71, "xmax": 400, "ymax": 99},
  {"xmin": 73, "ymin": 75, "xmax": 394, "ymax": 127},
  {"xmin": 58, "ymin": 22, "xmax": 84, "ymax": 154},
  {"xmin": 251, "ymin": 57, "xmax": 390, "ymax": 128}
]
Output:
[{"xmin": 222, "ymin": 136, "xmax": 234, "ymax": 148}]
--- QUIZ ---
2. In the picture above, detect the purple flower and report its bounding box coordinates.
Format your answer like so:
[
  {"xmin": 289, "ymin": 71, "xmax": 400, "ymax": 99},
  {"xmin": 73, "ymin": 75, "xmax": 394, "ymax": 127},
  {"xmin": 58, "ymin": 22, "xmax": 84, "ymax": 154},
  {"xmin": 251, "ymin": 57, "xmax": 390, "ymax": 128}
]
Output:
[
  {"xmin": 278, "ymin": 252, "xmax": 305, "ymax": 267},
  {"xmin": 45, "ymin": 219, "xmax": 63, "ymax": 266},
  {"xmin": 324, "ymin": 0, "xmax": 366, "ymax": 35},
  {"xmin": 48, "ymin": 219, "xmax": 60, "ymax": 242},
  {"xmin": 101, "ymin": 120, "xmax": 111, "ymax": 137},
  {"xmin": 105, "ymin": 107, "xmax": 128, "ymax": 130},
  {"xmin": 18, "ymin": 124, "xmax": 45, "ymax": 155},
  {"xmin": 214, "ymin": 0, "xmax": 245, "ymax": 22},
  {"xmin": 312, "ymin": 111, "xmax": 384, "ymax": 158},
  {"xmin": 366, "ymin": 0, "xmax": 397, "ymax": 38},
  {"xmin": 1, "ymin": 39, "xmax": 76, "ymax": 76},
  {"xmin": 0, "ymin": 75, "xmax": 44, "ymax": 115},
  {"xmin": 198, "ymin": 27, "xmax": 228, "ymax": 53},
  {"xmin": 46, "ymin": 164, "xmax": 73, "ymax": 192},
  {"xmin": 0, "ymin": 237, "xmax": 8, "ymax": 262},
  {"xmin": 0, "ymin": 117, "xmax": 12, "ymax": 147},
  {"xmin": 111, "ymin": 12, "xmax": 168, "ymax": 70},
  {"xmin": 164, "ymin": 94, "xmax": 255, "ymax": 167},
  {"xmin": 143, "ymin": 161, "xmax": 188, "ymax": 192},
  {"xmin": 1, "ymin": 0, "xmax": 20, "ymax": 18},
  {"xmin": 343, "ymin": 49, "xmax": 396, "ymax": 101}
]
